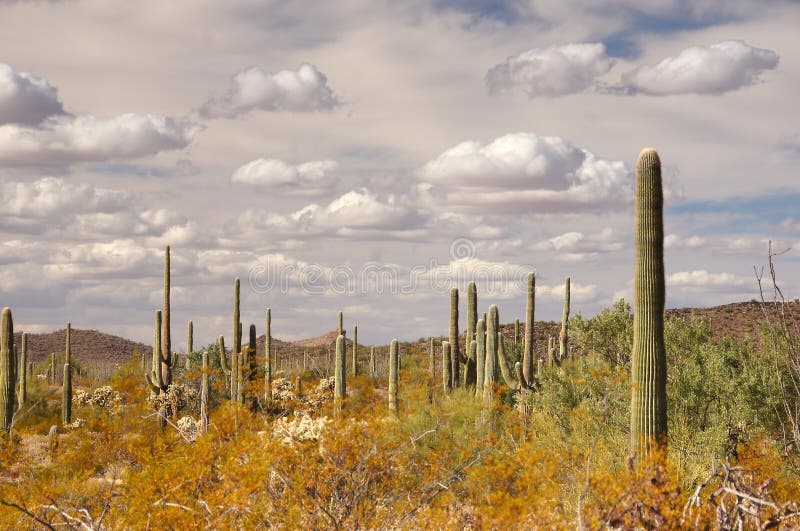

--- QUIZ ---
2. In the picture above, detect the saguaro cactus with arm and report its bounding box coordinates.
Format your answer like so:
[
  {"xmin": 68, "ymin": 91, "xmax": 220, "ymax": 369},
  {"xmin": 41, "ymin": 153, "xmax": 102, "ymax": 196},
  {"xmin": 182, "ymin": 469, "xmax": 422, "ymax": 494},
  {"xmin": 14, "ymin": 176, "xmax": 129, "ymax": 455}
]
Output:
[{"xmin": 630, "ymin": 148, "xmax": 668, "ymax": 458}]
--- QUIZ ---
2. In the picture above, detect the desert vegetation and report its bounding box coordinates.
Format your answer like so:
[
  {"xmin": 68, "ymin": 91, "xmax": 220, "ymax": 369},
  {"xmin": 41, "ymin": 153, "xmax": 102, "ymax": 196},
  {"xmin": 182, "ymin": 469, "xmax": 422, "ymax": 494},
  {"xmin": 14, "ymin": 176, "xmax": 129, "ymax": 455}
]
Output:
[{"xmin": 0, "ymin": 149, "xmax": 799, "ymax": 529}]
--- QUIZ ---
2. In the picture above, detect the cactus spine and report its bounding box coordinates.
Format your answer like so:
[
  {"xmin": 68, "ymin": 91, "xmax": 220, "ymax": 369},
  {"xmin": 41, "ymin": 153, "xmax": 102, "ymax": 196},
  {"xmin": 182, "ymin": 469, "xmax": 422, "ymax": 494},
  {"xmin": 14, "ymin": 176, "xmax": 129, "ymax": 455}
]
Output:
[
  {"xmin": 559, "ymin": 277, "xmax": 570, "ymax": 362},
  {"xmin": 465, "ymin": 282, "xmax": 477, "ymax": 387},
  {"xmin": 630, "ymin": 148, "xmax": 668, "ymax": 457},
  {"xmin": 162, "ymin": 246, "xmax": 172, "ymax": 387},
  {"xmin": 1, "ymin": 308, "xmax": 15, "ymax": 432},
  {"xmin": 186, "ymin": 320, "xmax": 193, "ymax": 370},
  {"xmin": 442, "ymin": 341, "xmax": 452, "ymax": 394},
  {"xmin": 200, "ymin": 348, "xmax": 209, "ymax": 433},
  {"xmin": 449, "ymin": 288, "xmax": 460, "ymax": 388},
  {"xmin": 265, "ymin": 308, "xmax": 272, "ymax": 402},
  {"xmin": 18, "ymin": 332, "xmax": 27, "ymax": 408},
  {"xmin": 388, "ymin": 339, "xmax": 399, "ymax": 411},
  {"xmin": 351, "ymin": 325, "xmax": 358, "ymax": 377},
  {"xmin": 63, "ymin": 322, "xmax": 72, "ymax": 425},
  {"xmin": 475, "ymin": 319, "xmax": 485, "ymax": 398},
  {"xmin": 522, "ymin": 272, "xmax": 535, "ymax": 387},
  {"xmin": 232, "ymin": 278, "xmax": 240, "ymax": 399},
  {"xmin": 334, "ymin": 334, "xmax": 346, "ymax": 405}
]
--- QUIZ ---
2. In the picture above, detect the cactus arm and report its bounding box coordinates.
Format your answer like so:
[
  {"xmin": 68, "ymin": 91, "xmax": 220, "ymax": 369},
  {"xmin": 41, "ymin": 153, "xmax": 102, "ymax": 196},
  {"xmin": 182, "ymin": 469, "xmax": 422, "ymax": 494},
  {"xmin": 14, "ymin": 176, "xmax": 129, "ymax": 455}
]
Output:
[{"xmin": 496, "ymin": 336, "xmax": 520, "ymax": 390}]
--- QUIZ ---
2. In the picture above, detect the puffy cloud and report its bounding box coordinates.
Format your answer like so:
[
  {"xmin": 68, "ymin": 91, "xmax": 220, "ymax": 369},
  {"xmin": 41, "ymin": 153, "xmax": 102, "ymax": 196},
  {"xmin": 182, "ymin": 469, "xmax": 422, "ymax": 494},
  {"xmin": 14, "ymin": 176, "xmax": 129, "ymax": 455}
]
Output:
[
  {"xmin": 236, "ymin": 188, "xmax": 427, "ymax": 238},
  {"xmin": 667, "ymin": 269, "xmax": 747, "ymax": 288},
  {"xmin": 200, "ymin": 63, "xmax": 340, "ymax": 118},
  {"xmin": 618, "ymin": 40, "xmax": 779, "ymax": 95},
  {"xmin": 0, "ymin": 63, "xmax": 64, "ymax": 125},
  {"xmin": 533, "ymin": 228, "xmax": 623, "ymax": 261},
  {"xmin": 779, "ymin": 217, "xmax": 800, "ymax": 232},
  {"xmin": 664, "ymin": 234, "xmax": 707, "ymax": 249},
  {"xmin": 231, "ymin": 158, "xmax": 338, "ymax": 194},
  {"xmin": 418, "ymin": 132, "xmax": 632, "ymax": 213},
  {"xmin": 486, "ymin": 43, "xmax": 615, "ymax": 97},
  {"xmin": 0, "ymin": 113, "xmax": 201, "ymax": 166}
]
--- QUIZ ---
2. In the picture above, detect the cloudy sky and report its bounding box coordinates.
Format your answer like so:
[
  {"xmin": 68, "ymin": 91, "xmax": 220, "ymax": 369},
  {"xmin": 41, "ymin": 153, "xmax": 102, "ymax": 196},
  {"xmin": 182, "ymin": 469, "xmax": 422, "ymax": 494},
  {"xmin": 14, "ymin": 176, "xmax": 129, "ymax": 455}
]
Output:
[{"xmin": 1, "ymin": 0, "xmax": 798, "ymax": 347}]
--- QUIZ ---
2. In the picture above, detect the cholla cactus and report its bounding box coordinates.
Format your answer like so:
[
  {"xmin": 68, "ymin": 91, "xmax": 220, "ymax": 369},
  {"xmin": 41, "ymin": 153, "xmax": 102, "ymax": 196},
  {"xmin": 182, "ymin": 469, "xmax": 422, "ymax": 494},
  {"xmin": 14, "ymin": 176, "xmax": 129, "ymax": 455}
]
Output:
[{"xmin": 0, "ymin": 307, "xmax": 15, "ymax": 432}]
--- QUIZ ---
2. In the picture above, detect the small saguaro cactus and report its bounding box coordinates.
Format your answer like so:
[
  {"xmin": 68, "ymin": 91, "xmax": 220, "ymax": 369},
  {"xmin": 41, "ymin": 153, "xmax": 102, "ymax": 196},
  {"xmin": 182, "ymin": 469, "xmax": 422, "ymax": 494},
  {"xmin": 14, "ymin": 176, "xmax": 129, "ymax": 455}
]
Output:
[
  {"xmin": 338, "ymin": 311, "xmax": 344, "ymax": 337},
  {"xmin": 475, "ymin": 319, "xmax": 486, "ymax": 397},
  {"xmin": 162, "ymin": 246, "xmax": 172, "ymax": 387},
  {"xmin": 47, "ymin": 425, "xmax": 59, "ymax": 459},
  {"xmin": 449, "ymin": 287, "xmax": 460, "ymax": 388},
  {"xmin": 484, "ymin": 305, "xmax": 498, "ymax": 401},
  {"xmin": 248, "ymin": 324, "xmax": 257, "ymax": 381},
  {"xmin": 388, "ymin": 339, "xmax": 399, "ymax": 412},
  {"xmin": 630, "ymin": 148, "xmax": 668, "ymax": 458},
  {"xmin": 1, "ymin": 307, "xmax": 16, "ymax": 432},
  {"xmin": 429, "ymin": 338, "xmax": 435, "ymax": 378},
  {"xmin": 265, "ymin": 308, "xmax": 272, "ymax": 401},
  {"xmin": 186, "ymin": 320, "xmax": 193, "ymax": 370},
  {"xmin": 559, "ymin": 277, "xmax": 570, "ymax": 361},
  {"xmin": 351, "ymin": 325, "xmax": 358, "ymax": 377},
  {"xmin": 200, "ymin": 348, "xmax": 209, "ymax": 434},
  {"xmin": 370, "ymin": 346, "xmax": 376, "ymax": 378},
  {"xmin": 523, "ymin": 272, "xmax": 535, "ymax": 387},
  {"xmin": 63, "ymin": 322, "xmax": 72, "ymax": 425},
  {"xmin": 334, "ymin": 334, "xmax": 346, "ymax": 405},
  {"xmin": 146, "ymin": 311, "xmax": 164, "ymax": 393},
  {"xmin": 18, "ymin": 332, "xmax": 27, "ymax": 408},
  {"xmin": 232, "ymin": 278, "xmax": 240, "ymax": 400},
  {"xmin": 442, "ymin": 341, "xmax": 452, "ymax": 394}
]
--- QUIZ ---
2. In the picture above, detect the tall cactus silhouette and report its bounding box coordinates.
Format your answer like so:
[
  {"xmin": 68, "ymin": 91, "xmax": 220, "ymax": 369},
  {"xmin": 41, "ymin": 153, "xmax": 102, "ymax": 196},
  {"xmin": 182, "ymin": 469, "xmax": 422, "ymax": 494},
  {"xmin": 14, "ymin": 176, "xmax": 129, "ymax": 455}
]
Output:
[
  {"xmin": 18, "ymin": 332, "xmax": 27, "ymax": 408},
  {"xmin": 352, "ymin": 325, "xmax": 358, "ymax": 377},
  {"xmin": 265, "ymin": 308, "xmax": 272, "ymax": 402},
  {"xmin": 523, "ymin": 272, "xmax": 535, "ymax": 386},
  {"xmin": 559, "ymin": 277, "xmax": 570, "ymax": 362},
  {"xmin": 449, "ymin": 288, "xmax": 460, "ymax": 387},
  {"xmin": 162, "ymin": 246, "xmax": 172, "ymax": 387},
  {"xmin": 334, "ymin": 334, "xmax": 346, "ymax": 405},
  {"xmin": 247, "ymin": 324, "xmax": 257, "ymax": 384},
  {"xmin": 465, "ymin": 282, "xmax": 477, "ymax": 387},
  {"xmin": 484, "ymin": 305, "xmax": 498, "ymax": 400},
  {"xmin": 388, "ymin": 339, "xmax": 399, "ymax": 411},
  {"xmin": 1, "ymin": 308, "xmax": 16, "ymax": 432},
  {"xmin": 63, "ymin": 322, "xmax": 72, "ymax": 425},
  {"xmin": 630, "ymin": 148, "xmax": 668, "ymax": 458},
  {"xmin": 475, "ymin": 319, "xmax": 486, "ymax": 398},
  {"xmin": 232, "ymin": 278, "xmax": 240, "ymax": 399}
]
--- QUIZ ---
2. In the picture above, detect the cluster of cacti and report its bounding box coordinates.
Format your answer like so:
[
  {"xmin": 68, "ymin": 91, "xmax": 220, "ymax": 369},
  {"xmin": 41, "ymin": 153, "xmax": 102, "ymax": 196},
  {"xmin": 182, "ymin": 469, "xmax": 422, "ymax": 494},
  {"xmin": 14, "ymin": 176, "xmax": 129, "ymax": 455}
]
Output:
[
  {"xmin": 63, "ymin": 322, "xmax": 72, "ymax": 425},
  {"xmin": 630, "ymin": 148, "xmax": 668, "ymax": 458},
  {"xmin": 1, "ymin": 307, "xmax": 15, "ymax": 432},
  {"xmin": 388, "ymin": 339, "xmax": 398, "ymax": 411}
]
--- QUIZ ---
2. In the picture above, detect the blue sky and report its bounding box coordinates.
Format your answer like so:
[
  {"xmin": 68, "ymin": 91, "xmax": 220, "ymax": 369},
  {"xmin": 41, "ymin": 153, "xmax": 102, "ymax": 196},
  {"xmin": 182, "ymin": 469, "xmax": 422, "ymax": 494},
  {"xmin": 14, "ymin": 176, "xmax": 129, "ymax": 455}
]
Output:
[{"xmin": 0, "ymin": 0, "xmax": 797, "ymax": 346}]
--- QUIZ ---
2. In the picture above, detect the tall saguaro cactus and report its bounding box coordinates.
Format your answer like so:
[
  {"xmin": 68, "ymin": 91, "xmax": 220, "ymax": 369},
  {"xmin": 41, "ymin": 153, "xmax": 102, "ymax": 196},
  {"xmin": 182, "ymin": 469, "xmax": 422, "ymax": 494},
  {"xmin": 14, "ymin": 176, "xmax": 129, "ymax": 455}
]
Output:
[
  {"xmin": 449, "ymin": 288, "xmax": 460, "ymax": 387},
  {"xmin": 265, "ymin": 308, "xmax": 272, "ymax": 402},
  {"xmin": 18, "ymin": 332, "xmax": 27, "ymax": 408},
  {"xmin": 1, "ymin": 307, "xmax": 16, "ymax": 432},
  {"xmin": 352, "ymin": 325, "xmax": 358, "ymax": 377},
  {"xmin": 232, "ymin": 278, "xmax": 240, "ymax": 399},
  {"xmin": 559, "ymin": 277, "xmax": 570, "ymax": 362},
  {"xmin": 484, "ymin": 305, "xmax": 498, "ymax": 400},
  {"xmin": 465, "ymin": 282, "xmax": 477, "ymax": 387},
  {"xmin": 630, "ymin": 148, "xmax": 668, "ymax": 458},
  {"xmin": 388, "ymin": 339, "xmax": 399, "ymax": 412},
  {"xmin": 162, "ymin": 246, "xmax": 172, "ymax": 387},
  {"xmin": 334, "ymin": 334, "xmax": 346, "ymax": 405},
  {"xmin": 186, "ymin": 320, "xmax": 193, "ymax": 370},
  {"xmin": 63, "ymin": 322, "xmax": 72, "ymax": 425},
  {"xmin": 522, "ymin": 272, "xmax": 535, "ymax": 387},
  {"xmin": 475, "ymin": 319, "xmax": 486, "ymax": 397},
  {"xmin": 442, "ymin": 341, "xmax": 452, "ymax": 394}
]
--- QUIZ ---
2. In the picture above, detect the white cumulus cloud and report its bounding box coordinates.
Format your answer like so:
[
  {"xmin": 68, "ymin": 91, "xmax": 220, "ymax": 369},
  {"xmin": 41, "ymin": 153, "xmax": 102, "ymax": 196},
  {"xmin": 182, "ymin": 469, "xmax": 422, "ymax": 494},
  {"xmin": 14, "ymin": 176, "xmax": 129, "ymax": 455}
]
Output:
[
  {"xmin": 667, "ymin": 269, "xmax": 747, "ymax": 288},
  {"xmin": 418, "ymin": 132, "xmax": 632, "ymax": 213},
  {"xmin": 486, "ymin": 43, "xmax": 615, "ymax": 97},
  {"xmin": 618, "ymin": 40, "xmax": 779, "ymax": 95},
  {"xmin": 0, "ymin": 63, "xmax": 64, "ymax": 125},
  {"xmin": 200, "ymin": 63, "xmax": 340, "ymax": 118},
  {"xmin": 231, "ymin": 158, "xmax": 338, "ymax": 194}
]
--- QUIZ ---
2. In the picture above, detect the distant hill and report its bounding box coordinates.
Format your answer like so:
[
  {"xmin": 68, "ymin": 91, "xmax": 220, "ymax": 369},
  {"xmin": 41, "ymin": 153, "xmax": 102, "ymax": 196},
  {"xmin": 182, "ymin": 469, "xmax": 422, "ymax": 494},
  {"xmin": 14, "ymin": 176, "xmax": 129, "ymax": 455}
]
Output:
[{"xmin": 12, "ymin": 328, "xmax": 151, "ymax": 367}]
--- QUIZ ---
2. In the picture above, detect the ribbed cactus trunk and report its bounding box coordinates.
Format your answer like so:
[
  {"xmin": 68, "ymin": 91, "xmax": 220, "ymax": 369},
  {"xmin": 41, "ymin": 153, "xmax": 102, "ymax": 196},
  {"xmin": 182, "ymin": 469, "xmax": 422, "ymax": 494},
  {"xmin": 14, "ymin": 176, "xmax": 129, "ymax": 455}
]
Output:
[
  {"xmin": 465, "ymin": 282, "xmax": 477, "ymax": 387},
  {"xmin": 514, "ymin": 319, "xmax": 520, "ymax": 344},
  {"xmin": 218, "ymin": 335, "xmax": 230, "ymax": 393},
  {"xmin": 429, "ymin": 338, "xmax": 435, "ymax": 378},
  {"xmin": 1, "ymin": 308, "xmax": 15, "ymax": 432},
  {"xmin": 559, "ymin": 277, "xmax": 570, "ymax": 362},
  {"xmin": 522, "ymin": 272, "xmax": 535, "ymax": 387},
  {"xmin": 388, "ymin": 339, "xmax": 398, "ymax": 412},
  {"xmin": 484, "ymin": 305, "xmax": 498, "ymax": 401},
  {"xmin": 265, "ymin": 309, "xmax": 272, "ymax": 402},
  {"xmin": 338, "ymin": 311, "xmax": 343, "ymax": 337},
  {"xmin": 248, "ymin": 324, "xmax": 257, "ymax": 382},
  {"xmin": 334, "ymin": 335, "xmax": 346, "ymax": 407},
  {"xmin": 475, "ymin": 319, "xmax": 485, "ymax": 398},
  {"xmin": 186, "ymin": 320, "xmax": 193, "ymax": 370},
  {"xmin": 63, "ymin": 322, "xmax": 72, "ymax": 426},
  {"xmin": 630, "ymin": 148, "xmax": 668, "ymax": 458},
  {"xmin": 18, "ymin": 332, "xmax": 27, "ymax": 408},
  {"xmin": 442, "ymin": 341, "xmax": 452, "ymax": 394},
  {"xmin": 200, "ymin": 349, "xmax": 209, "ymax": 433},
  {"xmin": 232, "ymin": 278, "xmax": 240, "ymax": 399},
  {"xmin": 351, "ymin": 325, "xmax": 358, "ymax": 377},
  {"xmin": 449, "ymin": 288, "xmax": 460, "ymax": 388},
  {"xmin": 370, "ymin": 346, "xmax": 376, "ymax": 378},
  {"xmin": 162, "ymin": 246, "xmax": 172, "ymax": 387}
]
